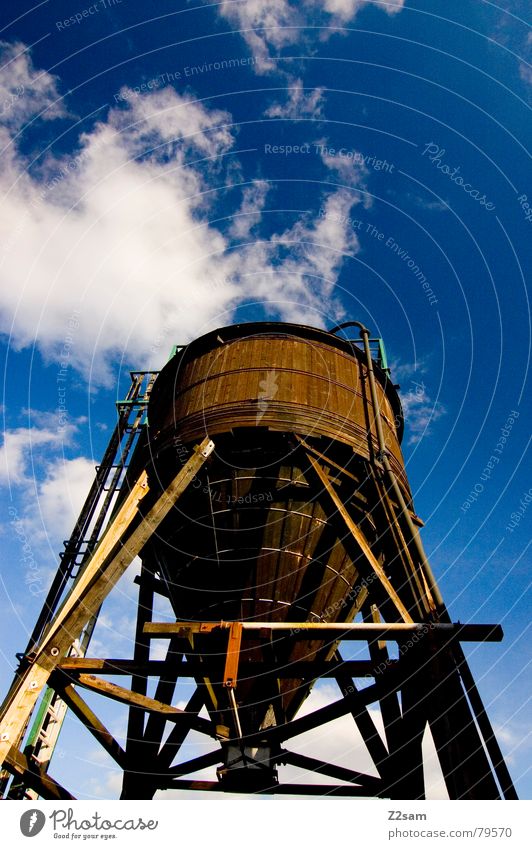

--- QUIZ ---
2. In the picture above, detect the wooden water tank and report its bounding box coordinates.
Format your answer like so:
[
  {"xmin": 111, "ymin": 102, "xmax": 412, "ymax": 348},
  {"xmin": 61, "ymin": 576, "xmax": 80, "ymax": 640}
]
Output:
[{"xmin": 142, "ymin": 322, "xmax": 410, "ymax": 733}]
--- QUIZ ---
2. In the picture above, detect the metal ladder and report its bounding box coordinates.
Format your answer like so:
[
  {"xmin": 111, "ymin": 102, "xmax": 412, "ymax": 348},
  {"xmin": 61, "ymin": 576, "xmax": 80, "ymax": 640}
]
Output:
[{"xmin": 1, "ymin": 371, "xmax": 158, "ymax": 799}]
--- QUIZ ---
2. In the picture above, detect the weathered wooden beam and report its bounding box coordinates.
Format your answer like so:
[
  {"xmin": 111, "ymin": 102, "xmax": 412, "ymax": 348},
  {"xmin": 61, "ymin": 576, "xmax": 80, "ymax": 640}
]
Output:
[
  {"xmin": 165, "ymin": 748, "xmax": 223, "ymax": 778},
  {"xmin": 55, "ymin": 680, "xmax": 127, "ymax": 768},
  {"xmin": 334, "ymin": 667, "xmax": 390, "ymax": 773},
  {"xmin": 0, "ymin": 438, "xmax": 215, "ymax": 768},
  {"xmin": 238, "ymin": 679, "xmax": 394, "ymax": 749},
  {"xmin": 142, "ymin": 622, "xmax": 503, "ymax": 642},
  {"xmin": 74, "ymin": 674, "xmax": 220, "ymax": 739},
  {"xmin": 300, "ymin": 445, "xmax": 413, "ymax": 623},
  {"xmin": 166, "ymin": 779, "xmax": 383, "ymax": 796},
  {"xmin": 280, "ymin": 749, "xmax": 383, "ymax": 789},
  {"xmin": 58, "ymin": 657, "xmax": 399, "ymax": 678},
  {"xmin": 155, "ymin": 688, "xmax": 206, "ymax": 771},
  {"xmin": 295, "ymin": 436, "xmax": 364, "ymax": 487}
]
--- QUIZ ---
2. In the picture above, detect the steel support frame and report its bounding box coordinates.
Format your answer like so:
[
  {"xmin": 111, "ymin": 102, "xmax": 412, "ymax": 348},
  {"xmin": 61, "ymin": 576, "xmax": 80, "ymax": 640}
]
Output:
[
  {"xmin": 109, "ymin": 436, "xmax": 516, "ymax": 800},
  {"xmin": 98, "ymin": 618, "xmax": 506, "ymax": 799},
  {"xmin": 294, "ymin": 440, "xmax": 515, "ymax": 800}
]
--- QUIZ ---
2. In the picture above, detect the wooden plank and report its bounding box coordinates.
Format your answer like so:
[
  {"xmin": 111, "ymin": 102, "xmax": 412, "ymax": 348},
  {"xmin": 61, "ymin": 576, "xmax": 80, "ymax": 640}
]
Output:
[
  {"xmin": 281, "ymin": 749, "xmax": 382, "ymax": 789},
  {"xmin": 3, "ymin": 747, "xmax": 75, "ymax": 800},
  {"xmin": 138, "ymin": 638, "xmax": 184, "ymax": 770},
  {"xmin": 240, "ymin": 678, "xmax": 396, "ymax": 748},
  {"xmin": 301, "ymin": 447, "xmax": 413, "ymax": 623},
  {"xmin": 165, "ymin": 779, "xmax": 384, "ymax": 796},
  {"xmin": 122, "ymin": 561, "xmax": 156, "ymax": 791},
  {"xmin": 223, "ymin": 622, "xmax": 242, "ymax": 688},
  {"xmin": 45, "ymin": 438, "xmax": 214, "ymax": 652},
  {"xmin": 165, "ymin": 748, "xmax": 223, "ymax": 777},
  {"xmin": 44, "ymin": 471, "xmax": 151, "ymax": 646},
  {"xmin": 143, "ymin": 621, "xmax": 503, "ymax": 642},
  {"xmin": 295, "ymin": 436, "xmax": 363, "ymax": 487},
  {"xmin": 156, "ymin": 688, "xmax": 206, "ymax": 770},
  {"xmin": 0, "ymin": 439, "xmax": 214, "ymax": 768},
  {"xmin": 58, "ymin": 658, "xmax": 399, "ymax": 678},
  {"xmin": 56, "ymin": 682, "xmax": 127, "ymax": 768},
  {"xmin": 334, "ymin": 668, "xmax": 390, "ymax": 774},
  {"xmin": 0, "ymin": 471, "xmax": 151, "ymax": 761},
  {"xmin": 75, "ymin": 675, "xmax": 218, "ymax": 738}
]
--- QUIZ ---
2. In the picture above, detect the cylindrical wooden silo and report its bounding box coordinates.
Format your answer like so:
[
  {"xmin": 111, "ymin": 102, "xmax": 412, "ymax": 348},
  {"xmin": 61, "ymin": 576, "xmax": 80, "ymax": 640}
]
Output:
[{"xmin": 138, "ymin": 322, "xmax": 412, "ymax": 736}]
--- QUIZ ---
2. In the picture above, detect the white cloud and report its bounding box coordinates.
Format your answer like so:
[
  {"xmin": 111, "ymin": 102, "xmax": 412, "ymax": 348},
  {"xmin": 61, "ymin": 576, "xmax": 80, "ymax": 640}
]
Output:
[
  {"xmin": 110, "ymin": 85, "xmax": 234, "ymax": 160},
  {"xmin": 0, "ymin": 42, "xmax": 366, "ymax": 384},
  {"xmin": 216, "ymin": 0, "xmax": 303, "ymax": 73},
  {"xmin": 320, "ymin": 140, "xmax": 371, "ymax": 192},
  {"xmin": 274, "ymin": 188, "xmax": 362, "ymax": 274},
  {"xmin": 400, "ymin": 382, "xmax": 446, "ymax": 446},
  {"xmin": 37, "ymin": 455, "xmax": 96, "ymax": 539},
  {"xmin": 403, "ymin": 192, "xmax": 449, "ymax": 213},
  {"xmin": 319, "ymin": 0, "xmax": 405, "ymax": 25},
  {"xmin": 519, "ymin": 63, "xmax": 532, "ymax": 85},
  {"xmin": 389, "ymin": 356, "xmax": 429, "ymax": 382},
  {"xmin": 213, "ymin": 0, "xmax": 406, "ymax": 72},
  {"xmin": 0, "ymin": 423, "xmax": 70, "ymax": 486},
  {"xmin": 388, "ymin": 360, "xmax": 446, "ymax": 445},
  {"xmin": 0, "ymin": 40, "xmax": 65, "ymax": 133},
  {"xmin": 265, "ymin": 79, "xmax": 325, "ymax": 119},
  {"xmin": 0, "ymin": 412, "xmax": 96, "ymax": 557},
  {"xmin": 0, "ymin": 59, "xmax": 239, "ymax": 383},
  {"xmin": 519, "ymin": 34, "xmax": 532, "ymax": 87},
  {"xmin": 228, "ymin": 180, "xmax": 270, "ymax": 239},
  {"xmin": 234, "ymin": 187, "xmax": 362, "ymax": 324},
  {"xmin": 493, "ymin": 720, "xmax": 531, "ymax": 769}
]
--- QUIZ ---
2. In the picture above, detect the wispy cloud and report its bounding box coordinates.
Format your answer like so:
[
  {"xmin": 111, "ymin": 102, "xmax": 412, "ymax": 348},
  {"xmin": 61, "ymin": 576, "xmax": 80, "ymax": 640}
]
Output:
[
  {"xmin": 319, "ymin": 139, "xmax": 371, "ymax": 193},
  {"xmin": 519, "ymin": 32, "xmax": 532, "ymax": 86},
  {"xmin": 228, "ymin": 179, "xmax": 270, "ymax": 239},
  {"xmin": 0, "ymin": 40, "xmax": 65, "ymax": 130},
  {"xmin": 234, "ymin": 185, "xmax": 364, "ymax": 324},
  {"xmin": 0, "ymin": 425, "xmax": 63, "ymax": 487},
  {"xmin": 212, "ymin": 1, "xmax": 406, "ymax": 73},
  {"xmin": 403, "ymin": 192, "xmax": 449, "ymax": 213},
  {"xmin": 265, "ymin": 79, "xmax": 325, "ymax": 119},
  {"xmin": 390, "ymin": 359, "xmax": 446, "ymax": 445}
]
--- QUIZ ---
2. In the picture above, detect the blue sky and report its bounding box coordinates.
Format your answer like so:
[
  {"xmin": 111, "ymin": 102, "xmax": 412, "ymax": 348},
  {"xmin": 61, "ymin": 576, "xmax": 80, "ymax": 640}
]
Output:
[{"xmin": 0, "ymin": 0, "xmax": 530, "ymax": 800}]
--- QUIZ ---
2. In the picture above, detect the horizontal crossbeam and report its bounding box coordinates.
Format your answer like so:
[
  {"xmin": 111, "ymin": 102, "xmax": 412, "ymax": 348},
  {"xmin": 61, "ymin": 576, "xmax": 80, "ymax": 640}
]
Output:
[
  {"xmin": 163, "ymin": 779, "xmax": 382, "ymax": 796},
  {"xmin": 142, "ymin": 621, "xmax": 503, "ymax": 642},
  {"xmin": 58, "ymin": 658, "xmax": 400, "ymax": 678}
]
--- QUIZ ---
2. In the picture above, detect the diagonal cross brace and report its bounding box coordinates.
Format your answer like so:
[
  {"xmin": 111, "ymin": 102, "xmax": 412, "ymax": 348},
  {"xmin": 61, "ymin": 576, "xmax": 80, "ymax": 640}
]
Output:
[
  {"xmin": 299, "ymin": 441, "xmax": 413, "ymax": 623},
  {"xmin": 0, "ymin": 438, "xmax": 214, "ymax": 769}
]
